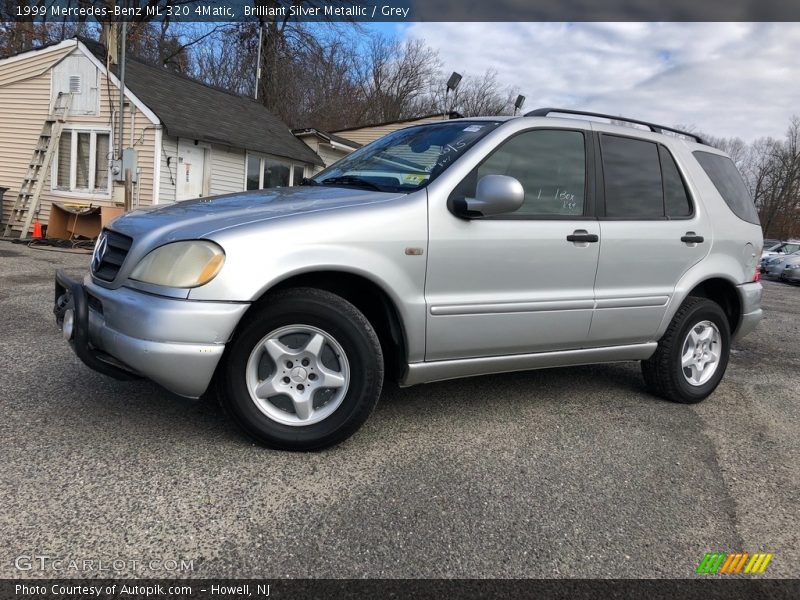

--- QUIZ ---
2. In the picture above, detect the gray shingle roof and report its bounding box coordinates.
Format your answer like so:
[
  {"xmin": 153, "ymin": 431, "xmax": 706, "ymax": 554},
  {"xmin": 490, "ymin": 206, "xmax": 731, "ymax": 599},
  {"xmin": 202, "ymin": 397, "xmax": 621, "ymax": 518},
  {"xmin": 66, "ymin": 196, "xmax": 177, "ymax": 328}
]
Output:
[{"xmin": 79, "ymin": 39, "xmax": 322, "ymax": 166}]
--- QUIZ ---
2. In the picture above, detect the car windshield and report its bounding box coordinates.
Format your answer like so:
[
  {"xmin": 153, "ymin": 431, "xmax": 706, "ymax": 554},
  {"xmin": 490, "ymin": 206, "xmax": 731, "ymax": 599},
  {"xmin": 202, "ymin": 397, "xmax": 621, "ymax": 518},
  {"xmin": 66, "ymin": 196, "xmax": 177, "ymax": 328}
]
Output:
[{"xmin": 310, "ymin": 121, "xmax": 503, "ymax": 192}]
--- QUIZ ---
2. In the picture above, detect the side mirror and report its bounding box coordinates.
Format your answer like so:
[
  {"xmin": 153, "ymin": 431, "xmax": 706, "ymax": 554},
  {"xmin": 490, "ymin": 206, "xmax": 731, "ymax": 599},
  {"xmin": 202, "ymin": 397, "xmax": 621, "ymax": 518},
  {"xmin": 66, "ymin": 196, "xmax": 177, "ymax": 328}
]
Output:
[{"xmin": 449, "ymin": 174, "xmax": 524, "ymax": 218}]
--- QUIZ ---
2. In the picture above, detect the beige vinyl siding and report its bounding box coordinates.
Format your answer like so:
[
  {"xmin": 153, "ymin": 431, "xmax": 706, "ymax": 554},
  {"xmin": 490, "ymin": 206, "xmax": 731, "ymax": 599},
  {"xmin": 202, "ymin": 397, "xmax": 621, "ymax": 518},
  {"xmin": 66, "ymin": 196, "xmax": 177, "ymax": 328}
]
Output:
[
  {"xmin": 0, "ymin": 43, "xmax": 72, "ymax": 87},
  {"xmin": 333, "ymin": 115, "xmax": 449, "ymax": 146},
  {"xmin": 0, "ymin": 46, "xmax": 71, "ymax": 228},
  {"xmin": 159, "ymin": 135, "xmax": 178, "ymax": 203},
  {"xmin": 209, "ymin": 144, "xmax": 245, "ymax": 196},
  {"xmin": 317, "ymin": 144, "xmax": 349, "ymax": 169},
  {"xmin": 0, "ymin": 45, "xmax": 158, "ymax": 231},
  {"xmin": 296, "ymin": 135, "xmax": 351, "ymax": 172},
  {"xmin": 161, "ymin": 138, "xmax": 246, "ymax": 200}
]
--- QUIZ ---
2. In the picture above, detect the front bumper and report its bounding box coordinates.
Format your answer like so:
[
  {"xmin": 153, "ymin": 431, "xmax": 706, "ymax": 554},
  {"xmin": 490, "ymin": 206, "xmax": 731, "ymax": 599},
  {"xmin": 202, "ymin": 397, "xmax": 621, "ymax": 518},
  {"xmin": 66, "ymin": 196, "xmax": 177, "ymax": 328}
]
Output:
[
  {"xmin": 54, "ymin": 270, "xmax": 249, "ymax": 398},
  {"xmin": 734, "ymin": 281, "xmax": 763, "ymax": 342}
]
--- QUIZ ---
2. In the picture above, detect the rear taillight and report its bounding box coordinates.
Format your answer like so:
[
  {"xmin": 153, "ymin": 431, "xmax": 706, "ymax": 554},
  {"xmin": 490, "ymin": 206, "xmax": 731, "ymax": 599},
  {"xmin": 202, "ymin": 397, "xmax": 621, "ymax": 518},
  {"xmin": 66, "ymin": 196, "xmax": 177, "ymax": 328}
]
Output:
[{"xmin": 753, "ymin": 266, "xmax": 761, "ymax": 282}]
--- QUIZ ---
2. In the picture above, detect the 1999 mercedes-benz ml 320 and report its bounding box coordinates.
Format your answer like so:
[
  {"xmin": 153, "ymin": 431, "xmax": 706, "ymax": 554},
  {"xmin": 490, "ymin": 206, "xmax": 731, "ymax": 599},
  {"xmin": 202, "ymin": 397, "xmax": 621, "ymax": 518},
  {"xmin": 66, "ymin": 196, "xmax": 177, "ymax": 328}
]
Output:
[{"xmin": 54, "ymin": 108, "xmax": 763, "ymax": 450}]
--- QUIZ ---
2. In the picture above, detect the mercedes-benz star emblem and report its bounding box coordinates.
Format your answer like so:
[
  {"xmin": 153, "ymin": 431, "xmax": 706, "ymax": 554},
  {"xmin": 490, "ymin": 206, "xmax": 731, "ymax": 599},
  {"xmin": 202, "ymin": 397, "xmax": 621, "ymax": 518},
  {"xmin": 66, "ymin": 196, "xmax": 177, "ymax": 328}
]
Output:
[{"xmin": 92, "ymin": 234, "xmax": 108, "ymax": 273}]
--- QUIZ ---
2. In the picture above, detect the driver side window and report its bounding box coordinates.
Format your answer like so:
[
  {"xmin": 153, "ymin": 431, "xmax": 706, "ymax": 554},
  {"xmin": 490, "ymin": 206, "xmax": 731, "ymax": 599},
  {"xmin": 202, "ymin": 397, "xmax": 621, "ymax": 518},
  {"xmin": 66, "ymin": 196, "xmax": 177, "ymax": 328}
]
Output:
[{"xmin": 454, "ymin": 129, "xmax": 587, "ymax": 217}]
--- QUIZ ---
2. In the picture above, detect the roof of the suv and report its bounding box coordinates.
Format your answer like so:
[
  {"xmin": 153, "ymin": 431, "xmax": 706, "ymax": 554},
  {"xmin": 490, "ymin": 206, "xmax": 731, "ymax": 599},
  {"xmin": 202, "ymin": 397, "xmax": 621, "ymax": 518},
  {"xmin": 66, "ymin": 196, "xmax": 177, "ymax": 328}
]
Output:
[{"xmin": 446, "ymin": 109, "xmax": 709, "ymax": 148}]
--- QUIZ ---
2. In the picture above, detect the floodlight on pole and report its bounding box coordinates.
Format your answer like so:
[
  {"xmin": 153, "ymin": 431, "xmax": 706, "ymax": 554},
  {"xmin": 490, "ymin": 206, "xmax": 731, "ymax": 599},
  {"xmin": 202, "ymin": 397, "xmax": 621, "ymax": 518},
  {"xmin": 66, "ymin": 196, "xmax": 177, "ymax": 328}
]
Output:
[
  {"xmin": 444, "ymin": 71, "xmax": 462, "ymax": 115},
  {"xmin": 514, "ymin": 95, "xmax": 526, "ymax": 115},
  {"xmin": 446, "ymin": 72, "xmax": 462, "ymax": 92}
]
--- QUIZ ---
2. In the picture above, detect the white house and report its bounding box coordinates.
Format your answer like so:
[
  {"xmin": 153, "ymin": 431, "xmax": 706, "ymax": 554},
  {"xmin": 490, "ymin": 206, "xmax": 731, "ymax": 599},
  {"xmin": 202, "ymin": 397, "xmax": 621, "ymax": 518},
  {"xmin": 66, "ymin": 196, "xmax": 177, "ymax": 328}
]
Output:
[{"xmin": 0, "ymin": 38, "xmax": 323, "ymax": 233}]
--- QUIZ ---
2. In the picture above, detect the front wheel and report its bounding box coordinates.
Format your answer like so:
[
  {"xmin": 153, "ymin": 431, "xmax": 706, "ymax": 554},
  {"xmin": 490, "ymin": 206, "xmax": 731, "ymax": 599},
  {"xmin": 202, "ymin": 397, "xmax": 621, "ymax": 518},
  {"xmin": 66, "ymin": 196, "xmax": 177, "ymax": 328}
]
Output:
[
  {"xmin": 642, "ymin": 297, "xmax": 731, "ymax": 404},
  {"xmin": 218, "ymin": 288, "xmax": 384, "ymax": 450}
]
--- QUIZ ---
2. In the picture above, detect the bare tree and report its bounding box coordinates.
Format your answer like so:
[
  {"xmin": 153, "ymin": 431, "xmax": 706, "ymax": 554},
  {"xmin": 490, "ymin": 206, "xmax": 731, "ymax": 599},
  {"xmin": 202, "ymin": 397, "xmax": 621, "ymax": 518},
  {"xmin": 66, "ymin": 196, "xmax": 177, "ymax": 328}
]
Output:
[
  {"xmin": 752, "ymin": 118, "xmax": 800, "ymax": 238},
  {"xmin": 357, "ymin": 36, "xmax": 440, "ymax": 123}
]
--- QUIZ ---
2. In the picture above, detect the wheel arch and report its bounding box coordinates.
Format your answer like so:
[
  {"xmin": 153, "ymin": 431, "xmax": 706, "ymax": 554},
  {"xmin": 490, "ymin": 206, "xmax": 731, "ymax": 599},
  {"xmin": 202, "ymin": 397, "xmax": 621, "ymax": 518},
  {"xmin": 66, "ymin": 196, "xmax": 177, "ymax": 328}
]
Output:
[
  {"xmin": 239, "ymin": 270, "xmax": 410, "ymax": 381},
  {"xmin": 685, "ymin": 277, "xmax": 741, "ymax": 335},
  {"xmin": 661, "ymin": 275, "xmax": 742, "ymax": 339}
]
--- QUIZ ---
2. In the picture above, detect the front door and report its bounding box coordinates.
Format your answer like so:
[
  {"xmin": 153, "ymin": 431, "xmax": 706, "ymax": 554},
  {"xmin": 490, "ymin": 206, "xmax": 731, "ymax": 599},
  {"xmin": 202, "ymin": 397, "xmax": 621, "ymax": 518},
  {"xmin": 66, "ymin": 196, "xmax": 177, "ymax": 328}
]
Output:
[
  {"xmin": 177, "ymin": 141, "xmax": 207, "ymax": 200},
  {"xmin": 425, "ymin": 126, "xmax": 601, "ymax": 361}
]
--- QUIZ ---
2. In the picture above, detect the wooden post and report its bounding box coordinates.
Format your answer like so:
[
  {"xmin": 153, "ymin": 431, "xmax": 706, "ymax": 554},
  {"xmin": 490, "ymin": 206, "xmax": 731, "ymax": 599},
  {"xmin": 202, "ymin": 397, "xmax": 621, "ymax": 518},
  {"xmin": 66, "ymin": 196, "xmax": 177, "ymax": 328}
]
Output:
[{"xmin": 124, "ymin": 169, "xmax": 132, "ymax": 212}]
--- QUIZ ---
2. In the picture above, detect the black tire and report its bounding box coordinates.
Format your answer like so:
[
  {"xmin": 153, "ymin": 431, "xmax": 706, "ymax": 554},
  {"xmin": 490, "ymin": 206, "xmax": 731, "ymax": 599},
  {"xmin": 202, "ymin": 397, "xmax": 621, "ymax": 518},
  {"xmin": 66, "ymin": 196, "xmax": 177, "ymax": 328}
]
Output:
[
  {"xmin": 641, "ymin": 296, "xmax": 731, "ymax": 404},
  {"xmin": 218, "ymin": 287, "xmax": 384, "ymax": 450}
]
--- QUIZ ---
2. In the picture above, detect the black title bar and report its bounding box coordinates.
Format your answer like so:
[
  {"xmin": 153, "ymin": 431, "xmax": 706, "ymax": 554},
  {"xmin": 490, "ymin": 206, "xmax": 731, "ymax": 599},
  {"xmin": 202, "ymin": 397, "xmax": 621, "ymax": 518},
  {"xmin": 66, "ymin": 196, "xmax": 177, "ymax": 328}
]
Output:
[
  {"xmin": 4, "ymin": 579, "xmax": 800, "ymax": 600},
  {"xmin": 3, "ymin": 0, "xmax": 800, "ymax": 22}
]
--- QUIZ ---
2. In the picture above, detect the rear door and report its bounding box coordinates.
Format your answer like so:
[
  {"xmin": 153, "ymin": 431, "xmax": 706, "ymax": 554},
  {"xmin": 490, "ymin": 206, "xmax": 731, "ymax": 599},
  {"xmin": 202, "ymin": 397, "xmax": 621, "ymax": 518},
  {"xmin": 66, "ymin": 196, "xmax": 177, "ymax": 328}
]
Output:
[{"xmin": 589, "ymin": 130, "xmax": 707, "ymax": 345}]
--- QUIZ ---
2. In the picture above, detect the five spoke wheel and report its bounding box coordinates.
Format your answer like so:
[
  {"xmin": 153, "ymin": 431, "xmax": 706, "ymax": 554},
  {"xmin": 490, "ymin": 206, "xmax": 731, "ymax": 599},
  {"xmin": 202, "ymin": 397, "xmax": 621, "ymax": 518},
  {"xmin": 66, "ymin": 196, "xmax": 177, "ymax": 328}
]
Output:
[
  {"xmin": 246, "ymin": 325, "xmax": 350, "ymax": 426},
  {"xmin": 680, "ymin": 320, "xmax": 721, "ymax": 387}
]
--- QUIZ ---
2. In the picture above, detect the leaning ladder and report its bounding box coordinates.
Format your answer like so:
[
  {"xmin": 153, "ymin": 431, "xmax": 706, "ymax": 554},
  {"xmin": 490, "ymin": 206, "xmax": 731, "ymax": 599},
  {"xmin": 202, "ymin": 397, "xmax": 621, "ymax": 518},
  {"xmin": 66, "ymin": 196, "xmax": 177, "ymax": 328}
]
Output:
[{"xmin": 3, "ymin": 92, "xmax": 72, "ymax": 239}]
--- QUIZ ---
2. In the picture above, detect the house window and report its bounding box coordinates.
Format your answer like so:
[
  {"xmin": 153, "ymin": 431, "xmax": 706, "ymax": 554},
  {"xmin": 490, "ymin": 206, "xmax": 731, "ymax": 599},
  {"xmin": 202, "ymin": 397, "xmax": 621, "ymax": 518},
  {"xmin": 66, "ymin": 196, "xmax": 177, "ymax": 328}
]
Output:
[
  {"xmin": 246, "ymin": 153, "xmax": 305, "ymax": 189},
  {"xmin": 54, "ymin": 128, "xmax": 111, "ymax": 194},
  {"xmin": 263, "ymin": 159, "xmax": 290, "ymax": 188},
  {"xmin": 293, "ymin": 165, "xmax": 305, "ymax": 185}
]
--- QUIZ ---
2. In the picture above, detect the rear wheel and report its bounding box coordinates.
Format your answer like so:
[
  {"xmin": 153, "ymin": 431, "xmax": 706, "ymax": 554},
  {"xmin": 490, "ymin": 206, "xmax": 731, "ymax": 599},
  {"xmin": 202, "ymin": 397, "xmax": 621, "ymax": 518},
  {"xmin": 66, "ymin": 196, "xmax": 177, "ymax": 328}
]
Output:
[
  {"xmin": 219, "ymin": 288, "xmax": 384, "ymax": 450},
  {"xmin": 642, "ymin": 296, "xmax": 730, "ymax": 404}
]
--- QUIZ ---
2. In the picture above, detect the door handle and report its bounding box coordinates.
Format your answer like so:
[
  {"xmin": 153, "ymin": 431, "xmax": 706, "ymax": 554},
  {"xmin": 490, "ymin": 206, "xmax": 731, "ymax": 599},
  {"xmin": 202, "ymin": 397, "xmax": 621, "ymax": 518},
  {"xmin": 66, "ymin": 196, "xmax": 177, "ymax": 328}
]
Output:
[
  {"xmin": 567, "ymin": 230, "xmax": 599, "ymax": 243},
  {"xmin": 681, "ymin": 232, "xmax": 705, "ymax": 244}
]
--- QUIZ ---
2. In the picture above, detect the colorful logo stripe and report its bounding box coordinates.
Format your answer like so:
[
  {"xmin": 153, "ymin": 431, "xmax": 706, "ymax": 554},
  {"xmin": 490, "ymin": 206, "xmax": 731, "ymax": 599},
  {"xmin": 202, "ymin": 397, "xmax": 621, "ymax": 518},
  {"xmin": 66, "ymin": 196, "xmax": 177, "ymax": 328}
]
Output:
[{"xmin": 697, "ymin": 552, "xmax": 773, "ymax": 574}]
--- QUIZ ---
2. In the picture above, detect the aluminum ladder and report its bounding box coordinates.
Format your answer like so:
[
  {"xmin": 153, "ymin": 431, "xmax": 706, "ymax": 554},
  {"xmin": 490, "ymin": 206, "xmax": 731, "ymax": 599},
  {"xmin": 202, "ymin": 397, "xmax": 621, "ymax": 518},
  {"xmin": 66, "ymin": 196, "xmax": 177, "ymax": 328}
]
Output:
[{"xmin": 3, "ymin": 92, "xmax": 72, "ymax": 238}]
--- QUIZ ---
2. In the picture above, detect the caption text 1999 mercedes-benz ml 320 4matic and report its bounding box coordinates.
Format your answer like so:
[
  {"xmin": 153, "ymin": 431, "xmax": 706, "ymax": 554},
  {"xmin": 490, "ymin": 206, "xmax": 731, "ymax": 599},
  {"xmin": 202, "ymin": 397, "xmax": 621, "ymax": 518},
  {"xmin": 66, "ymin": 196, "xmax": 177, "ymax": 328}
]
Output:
[{"xmin": 54, "ymin": 108, "xmax": 763, "ymax": 450}]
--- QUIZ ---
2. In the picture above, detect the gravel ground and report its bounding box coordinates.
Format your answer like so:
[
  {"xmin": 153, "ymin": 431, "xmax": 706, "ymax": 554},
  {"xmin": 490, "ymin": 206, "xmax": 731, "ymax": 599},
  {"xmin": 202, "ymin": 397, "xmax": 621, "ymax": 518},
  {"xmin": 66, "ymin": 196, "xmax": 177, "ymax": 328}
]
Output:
[{"xmin": 0, "ymin": 240, "xmax": 797, "ymax": 579}]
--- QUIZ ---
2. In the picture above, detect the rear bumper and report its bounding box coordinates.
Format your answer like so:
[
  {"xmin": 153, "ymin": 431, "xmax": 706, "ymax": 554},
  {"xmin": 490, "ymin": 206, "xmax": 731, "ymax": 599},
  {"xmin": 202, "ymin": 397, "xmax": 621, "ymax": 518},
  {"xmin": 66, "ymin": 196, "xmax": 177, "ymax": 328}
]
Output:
[
  {"xmin": 54, "ymin": 270, "xmax": 248, "ymax": 398},
  {"xmin": 734, "ymin": 281, "xmax": 762, "ymax": 342}
]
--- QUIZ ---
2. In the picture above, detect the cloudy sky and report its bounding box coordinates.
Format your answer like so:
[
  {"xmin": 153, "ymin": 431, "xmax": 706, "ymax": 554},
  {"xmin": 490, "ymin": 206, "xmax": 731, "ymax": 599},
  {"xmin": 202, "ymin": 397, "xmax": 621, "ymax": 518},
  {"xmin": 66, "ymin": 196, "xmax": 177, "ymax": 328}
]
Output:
[{"xmin": 392, "ymin": 23, "xmax": 799, "ymax": 142}]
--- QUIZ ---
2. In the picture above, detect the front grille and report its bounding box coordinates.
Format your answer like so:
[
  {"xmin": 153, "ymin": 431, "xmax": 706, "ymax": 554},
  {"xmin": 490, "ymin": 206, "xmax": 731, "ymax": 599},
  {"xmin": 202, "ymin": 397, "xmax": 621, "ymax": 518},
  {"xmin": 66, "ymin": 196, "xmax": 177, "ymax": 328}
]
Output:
[{"xmin": 92, "ymin": 229, "xmax": 133, "ymax": 282}]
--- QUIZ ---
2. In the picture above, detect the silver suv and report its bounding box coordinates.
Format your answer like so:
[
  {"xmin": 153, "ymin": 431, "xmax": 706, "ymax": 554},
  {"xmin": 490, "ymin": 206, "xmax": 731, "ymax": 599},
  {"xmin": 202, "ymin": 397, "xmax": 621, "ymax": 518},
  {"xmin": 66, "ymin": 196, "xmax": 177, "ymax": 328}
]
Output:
[{"xmin": 54, "ymin": 108, "xmax": 764, "ymax": 450}]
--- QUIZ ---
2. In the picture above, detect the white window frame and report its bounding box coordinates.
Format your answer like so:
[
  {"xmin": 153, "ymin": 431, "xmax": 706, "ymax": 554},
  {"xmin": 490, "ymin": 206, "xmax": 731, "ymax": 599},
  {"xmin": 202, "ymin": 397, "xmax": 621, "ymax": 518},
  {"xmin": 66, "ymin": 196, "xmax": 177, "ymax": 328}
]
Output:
[
  {"xmin": 245, "ymin": 152, "xmax": 306, "ymax": 189},
  {"xmin": 51, "ymin": 126, "xmax": 113, "ymax": 199}
]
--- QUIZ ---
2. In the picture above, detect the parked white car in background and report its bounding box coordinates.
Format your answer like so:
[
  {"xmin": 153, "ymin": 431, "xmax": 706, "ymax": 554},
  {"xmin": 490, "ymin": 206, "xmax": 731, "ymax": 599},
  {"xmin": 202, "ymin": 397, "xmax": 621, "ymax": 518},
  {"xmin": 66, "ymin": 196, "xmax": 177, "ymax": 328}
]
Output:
[{"xmin": 761, "ymin": 240, "xmax": 800, "ymax": 262}]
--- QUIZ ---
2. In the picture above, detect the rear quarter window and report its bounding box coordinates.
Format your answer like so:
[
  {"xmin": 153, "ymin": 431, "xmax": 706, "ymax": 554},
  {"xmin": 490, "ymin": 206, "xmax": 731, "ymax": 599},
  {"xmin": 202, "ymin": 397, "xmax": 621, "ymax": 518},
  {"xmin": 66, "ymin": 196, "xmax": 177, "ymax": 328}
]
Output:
[{"xmin": 693, "ymin": 151, "xmax": 760, "ymax": 225}]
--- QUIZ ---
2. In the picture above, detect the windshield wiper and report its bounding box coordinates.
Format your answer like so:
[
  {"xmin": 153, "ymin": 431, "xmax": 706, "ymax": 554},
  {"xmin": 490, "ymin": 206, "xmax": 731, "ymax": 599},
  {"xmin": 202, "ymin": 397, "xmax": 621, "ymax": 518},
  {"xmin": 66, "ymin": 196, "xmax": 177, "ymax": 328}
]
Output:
[{"xmin": 317, "ymin": 176, "xmax": 384, "ymax": 192}]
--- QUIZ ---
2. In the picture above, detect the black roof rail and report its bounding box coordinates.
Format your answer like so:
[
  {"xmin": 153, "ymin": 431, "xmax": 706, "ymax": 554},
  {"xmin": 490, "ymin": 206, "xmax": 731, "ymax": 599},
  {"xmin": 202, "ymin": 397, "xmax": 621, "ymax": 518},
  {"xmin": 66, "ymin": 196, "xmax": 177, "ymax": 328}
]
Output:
[{"xmin": 524, "ymin": 107, "xmax": 705, "ymax": 145}]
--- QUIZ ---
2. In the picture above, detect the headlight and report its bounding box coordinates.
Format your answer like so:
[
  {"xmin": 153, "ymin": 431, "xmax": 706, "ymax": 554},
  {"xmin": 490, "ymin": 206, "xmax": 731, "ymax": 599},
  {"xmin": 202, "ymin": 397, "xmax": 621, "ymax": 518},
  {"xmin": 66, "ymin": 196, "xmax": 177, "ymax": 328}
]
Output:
[{"xmin": 130, "ymin": 241, "xmax": 225, "ymax": 288}]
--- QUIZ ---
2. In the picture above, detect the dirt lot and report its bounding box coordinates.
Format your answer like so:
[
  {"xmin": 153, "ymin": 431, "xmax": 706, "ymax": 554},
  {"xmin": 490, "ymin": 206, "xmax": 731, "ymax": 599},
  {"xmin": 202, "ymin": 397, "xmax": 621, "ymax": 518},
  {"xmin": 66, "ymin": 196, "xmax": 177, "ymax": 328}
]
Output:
[{"xmin": 0, "ymin": 241, "xmax": 798, "ymax": 578}]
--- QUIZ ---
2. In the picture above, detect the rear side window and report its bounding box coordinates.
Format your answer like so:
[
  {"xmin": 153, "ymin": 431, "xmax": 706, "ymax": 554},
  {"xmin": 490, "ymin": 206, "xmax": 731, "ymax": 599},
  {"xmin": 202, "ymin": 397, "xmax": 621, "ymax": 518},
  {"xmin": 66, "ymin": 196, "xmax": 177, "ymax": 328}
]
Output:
[
  {"xmin": 601, "ymin": 135, "xmax": 663, "ymax": 218},
  {"xmin": 600, "ymin": 135, "xmax": 694, "ymax": 219},
  {"xmin": 693, "ymin": 151, "xmax": 760, "ymax": 225},
  {"xmin": 660, "ymin": 147, "xmax": 692, "ymax": 217}
]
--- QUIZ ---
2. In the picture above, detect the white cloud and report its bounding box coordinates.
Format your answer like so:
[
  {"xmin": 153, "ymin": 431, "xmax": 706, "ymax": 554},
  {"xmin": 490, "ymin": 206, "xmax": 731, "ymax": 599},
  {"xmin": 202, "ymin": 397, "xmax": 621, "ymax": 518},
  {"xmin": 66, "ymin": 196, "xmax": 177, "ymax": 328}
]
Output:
[{"xmin": 402, "ymin": 22, "xmax": 800, "ymax": 141}]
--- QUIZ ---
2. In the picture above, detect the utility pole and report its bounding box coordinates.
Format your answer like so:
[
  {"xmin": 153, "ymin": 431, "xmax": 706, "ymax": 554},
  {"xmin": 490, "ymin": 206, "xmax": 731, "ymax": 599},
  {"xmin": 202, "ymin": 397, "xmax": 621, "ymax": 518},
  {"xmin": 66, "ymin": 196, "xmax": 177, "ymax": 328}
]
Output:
[
  {"xmin": 254, "ymin": 21, "xmax": 263, "ymax": 100},
  {"xmin": 117, "ymin": 21, "xmax": 127, "ymax": 161}
]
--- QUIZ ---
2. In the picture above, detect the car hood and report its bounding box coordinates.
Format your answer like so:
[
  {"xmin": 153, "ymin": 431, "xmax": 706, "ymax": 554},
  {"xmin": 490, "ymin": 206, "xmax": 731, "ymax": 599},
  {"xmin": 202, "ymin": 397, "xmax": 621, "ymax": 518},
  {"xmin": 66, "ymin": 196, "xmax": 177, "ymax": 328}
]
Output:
[{"xmin": 108, "ymin": 186, "xmax": 404, "ymax": 242}]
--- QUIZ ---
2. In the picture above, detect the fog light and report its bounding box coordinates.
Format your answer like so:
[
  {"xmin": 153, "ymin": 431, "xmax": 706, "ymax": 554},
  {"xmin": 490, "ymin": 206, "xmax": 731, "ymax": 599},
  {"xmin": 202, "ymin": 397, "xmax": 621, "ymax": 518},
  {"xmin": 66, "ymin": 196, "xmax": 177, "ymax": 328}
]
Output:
[{"xmin": 62, "ymin": 309, "xmax": 74, "ymax": 341}]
